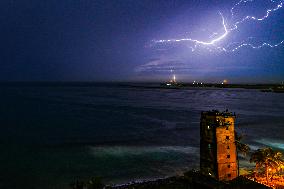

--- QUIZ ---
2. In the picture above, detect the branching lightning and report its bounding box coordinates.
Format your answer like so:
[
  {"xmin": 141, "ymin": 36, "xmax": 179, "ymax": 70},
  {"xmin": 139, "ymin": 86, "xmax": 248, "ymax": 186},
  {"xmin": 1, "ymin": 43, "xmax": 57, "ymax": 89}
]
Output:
[
  {"xmin": 230, "ymin": 0, "xmax": 283, "ymax": 31},
  {"xmin": 155, "ymin": 12, "xmax": 228, "ymax": 46},
  {"xmin": 152, "ymin": 0, "xmax": 284, "ymax": 53}
]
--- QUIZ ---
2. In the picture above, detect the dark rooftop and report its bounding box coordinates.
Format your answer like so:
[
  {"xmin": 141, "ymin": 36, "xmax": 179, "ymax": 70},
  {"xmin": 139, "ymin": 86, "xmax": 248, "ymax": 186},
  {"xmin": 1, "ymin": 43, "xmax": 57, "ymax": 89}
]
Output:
[{"xmin": 201, "ymin": 109, "xmax": 236, "ymax": 117}]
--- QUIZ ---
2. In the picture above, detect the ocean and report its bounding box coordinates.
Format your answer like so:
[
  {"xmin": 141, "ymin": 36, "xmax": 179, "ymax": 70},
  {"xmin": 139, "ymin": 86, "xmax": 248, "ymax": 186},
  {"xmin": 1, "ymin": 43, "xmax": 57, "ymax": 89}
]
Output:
[{"xmin": 0, "ymin": 83, "xmax": 283, "ymax": 189}]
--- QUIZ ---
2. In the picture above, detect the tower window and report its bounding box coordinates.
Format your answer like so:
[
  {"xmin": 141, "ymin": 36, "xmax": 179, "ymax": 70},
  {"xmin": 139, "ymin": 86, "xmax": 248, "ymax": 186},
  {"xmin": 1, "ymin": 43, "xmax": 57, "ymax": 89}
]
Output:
[
  {"xmin": 226, "ymin": 136, "xmax": 229, "ymax": 140},
  {"xmin": 228, "ymin": 174, "xmax": 231, "ymax": 178},
  {"xmin": 227, "ymin": 155, "xmax": 230, "ymax": 158},
  {"xmin": 227, "ymin": 164, "xmax": 230, "ymax": 168},
  {"xmin": 226, "ymin": 127, "xmax": 229, "ymax": 130},
  {"xmin": 227, "ymin": 146, "xmax": 230, "ymax": 149}
]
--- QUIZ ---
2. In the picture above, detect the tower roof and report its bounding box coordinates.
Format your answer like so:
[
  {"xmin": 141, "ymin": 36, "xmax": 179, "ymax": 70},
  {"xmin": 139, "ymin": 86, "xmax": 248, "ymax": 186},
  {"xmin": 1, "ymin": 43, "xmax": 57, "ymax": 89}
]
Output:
[{"xmin": 201, "ymin": 109, "xmax": 236, "ymax": 117}]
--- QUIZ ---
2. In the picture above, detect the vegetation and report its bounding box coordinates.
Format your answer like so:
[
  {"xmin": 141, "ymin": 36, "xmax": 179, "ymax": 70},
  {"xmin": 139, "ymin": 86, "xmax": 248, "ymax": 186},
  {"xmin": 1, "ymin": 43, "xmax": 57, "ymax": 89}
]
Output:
[
  {"xmin": 235, "ymin": 131, "xmax": 284, "ymax": 186},
  {"xmin": 250, "ymin": 147, "xmax": 284, "ymax": 184},
  {"xmin": 235, "ymin": 131, "xmax": 250, "ymax": 157}
]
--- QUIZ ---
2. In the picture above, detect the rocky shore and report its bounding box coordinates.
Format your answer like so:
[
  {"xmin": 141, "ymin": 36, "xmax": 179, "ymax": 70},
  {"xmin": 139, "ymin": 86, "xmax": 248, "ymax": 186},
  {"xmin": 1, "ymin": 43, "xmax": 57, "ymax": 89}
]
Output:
[
  {"xmin": 107, "ymin": 171, "xmax": 272, "ymax": 189},
  {"xmin": 72, "ymin": 170, "xmax": 272, "ymax": 189}
]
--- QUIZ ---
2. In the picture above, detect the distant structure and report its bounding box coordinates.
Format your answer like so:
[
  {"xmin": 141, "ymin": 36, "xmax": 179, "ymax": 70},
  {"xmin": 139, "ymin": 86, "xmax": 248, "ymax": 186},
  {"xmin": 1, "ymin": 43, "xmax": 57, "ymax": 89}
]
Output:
[
  {"xmin": 221, "ymin": 79, "xmax": 228, "ymax": 85},
  {"xmin": 200, "ymin": 110, "xmax": 238, "ymax": 181},
  {"xmin": 166, "ymin": 74, "xmax": 177, "ymax": 86},
  {"xmin": 172, "ymin": 75, "xmax": 176, "ymax": 83}
]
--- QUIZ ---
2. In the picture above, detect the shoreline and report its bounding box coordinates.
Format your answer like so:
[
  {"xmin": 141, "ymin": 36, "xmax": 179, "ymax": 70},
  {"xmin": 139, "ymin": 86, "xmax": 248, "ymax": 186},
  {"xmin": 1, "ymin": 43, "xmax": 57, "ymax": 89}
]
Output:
[{"xmin": 101, "ymin": 170, "xmax": 272, "ymax": 189}]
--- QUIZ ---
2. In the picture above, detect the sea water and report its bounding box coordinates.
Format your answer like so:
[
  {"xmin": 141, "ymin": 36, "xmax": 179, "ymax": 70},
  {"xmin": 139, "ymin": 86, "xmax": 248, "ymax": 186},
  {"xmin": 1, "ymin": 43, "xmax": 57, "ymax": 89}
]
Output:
[{"xmin": 0, "ymin": 83, "xmax": 283, "ymax": 189}]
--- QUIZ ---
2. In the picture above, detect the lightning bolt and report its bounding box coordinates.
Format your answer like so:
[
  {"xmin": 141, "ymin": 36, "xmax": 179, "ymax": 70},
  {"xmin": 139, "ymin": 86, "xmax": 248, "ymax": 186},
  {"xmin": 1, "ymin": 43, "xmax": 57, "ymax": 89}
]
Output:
[
  {"xmin": 154, "ymin": 12, "xmax": 228, "ymax": 46},
  {"xmin": 152, "ymin": 0, "xmax": 284, "ymax": 53},
  {"xmin": 229, "ymin": 40, "xmax": 284, "ymax": 52},
  {"xmin": 230, "ymin": 0, "xmax": 283, "ymax": 31}
]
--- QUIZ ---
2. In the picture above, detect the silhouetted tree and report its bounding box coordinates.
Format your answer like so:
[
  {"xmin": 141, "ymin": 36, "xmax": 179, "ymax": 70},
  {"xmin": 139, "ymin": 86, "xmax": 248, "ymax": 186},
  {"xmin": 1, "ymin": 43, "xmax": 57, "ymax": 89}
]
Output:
[
  {"xmin": 235, "ymin": 132, "xmax": 250, "ymax": 156},
  {"xmin": 235, "ymin": 131, "xmax": 250, "ymax": 176}
]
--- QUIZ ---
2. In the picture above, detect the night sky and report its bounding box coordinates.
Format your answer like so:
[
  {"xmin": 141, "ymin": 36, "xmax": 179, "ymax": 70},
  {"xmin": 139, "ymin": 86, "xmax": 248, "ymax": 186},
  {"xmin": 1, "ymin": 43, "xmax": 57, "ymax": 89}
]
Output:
[{"xmin": 1, "ymin": 0, "xmax": 284, "ymax": 83}]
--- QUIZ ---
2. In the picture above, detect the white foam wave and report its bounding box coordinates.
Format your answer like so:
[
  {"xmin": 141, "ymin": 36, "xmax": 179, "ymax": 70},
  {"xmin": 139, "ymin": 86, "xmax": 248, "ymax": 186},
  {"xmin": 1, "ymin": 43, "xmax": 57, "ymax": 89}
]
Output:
[
  {"xmin": 88, "ymin": 146, "xmax": 198, "ymax": 157},
  {"xmin": 255, "ymin": 139, "xmax": 284, "ymax": 150}
]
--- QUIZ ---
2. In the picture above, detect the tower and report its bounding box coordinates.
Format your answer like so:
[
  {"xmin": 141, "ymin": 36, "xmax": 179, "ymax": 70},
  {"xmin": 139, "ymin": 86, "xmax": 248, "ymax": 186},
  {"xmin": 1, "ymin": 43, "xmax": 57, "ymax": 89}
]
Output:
[{"xmin": 200, "ymin": 110, "xmax": 238, "ymax": 181}]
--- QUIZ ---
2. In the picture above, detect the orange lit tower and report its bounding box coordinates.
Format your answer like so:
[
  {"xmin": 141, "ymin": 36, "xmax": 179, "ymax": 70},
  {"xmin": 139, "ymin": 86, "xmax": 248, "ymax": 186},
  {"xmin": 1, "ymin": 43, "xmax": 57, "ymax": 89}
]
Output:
[{"xmin": 200, "ymin": 110, "xmax": 238, "ymax": 181}]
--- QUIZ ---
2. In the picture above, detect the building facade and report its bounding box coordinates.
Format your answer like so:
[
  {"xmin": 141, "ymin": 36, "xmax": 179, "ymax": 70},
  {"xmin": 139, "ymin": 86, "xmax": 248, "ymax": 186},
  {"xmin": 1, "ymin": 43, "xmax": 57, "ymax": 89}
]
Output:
[{"xmin": 200, "ymin": 110, "xmax": 238, "ymax": 181}]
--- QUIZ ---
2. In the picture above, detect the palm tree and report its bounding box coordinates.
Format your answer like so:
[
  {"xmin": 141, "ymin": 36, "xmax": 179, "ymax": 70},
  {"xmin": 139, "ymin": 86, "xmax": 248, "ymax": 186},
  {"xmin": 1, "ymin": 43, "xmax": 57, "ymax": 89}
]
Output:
[
  {"xmin": 250, "ymin": 149, "xmax": 265, "ymax": 178},
  {"xmin": 250, "ymin": 147, "xmax": 283, "ymax": 184},
  {"xmin": 235, "ymin": 132, "xmax": 250, "ymax": 156},
  {"xmin": 235, "ymin": 131, "xmax": 250, "ymax": 176}
]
